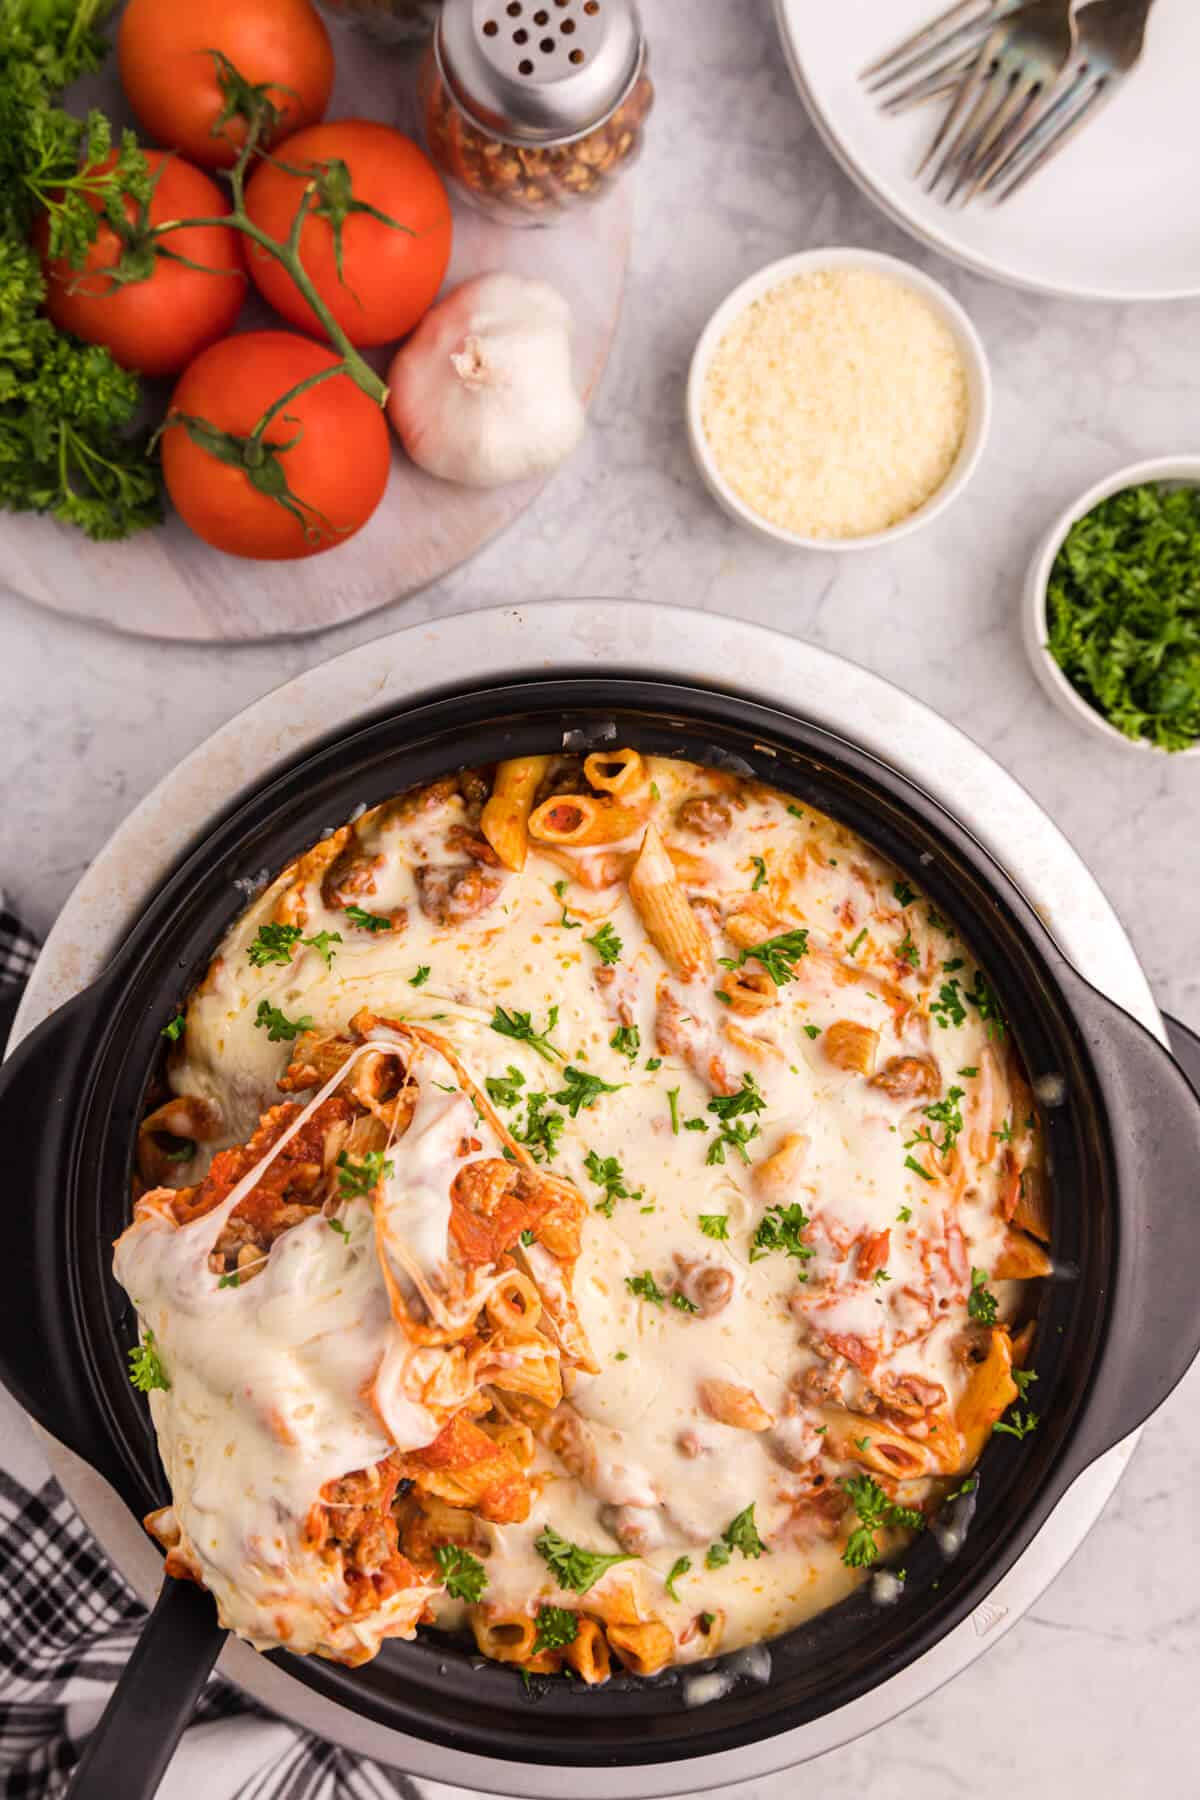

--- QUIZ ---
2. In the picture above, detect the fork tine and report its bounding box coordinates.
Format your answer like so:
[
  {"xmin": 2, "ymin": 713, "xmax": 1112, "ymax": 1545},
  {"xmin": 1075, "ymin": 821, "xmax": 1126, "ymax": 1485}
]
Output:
[
  {"xmin": 989, "ymin": 78, "xmax": 1106, "ymax": 201},
  {"xmin": 859, "ymin": 0, "xmax": 988, "ymax": 80},
  {"xmin": 920, "ymin": 36, "xmax": 1006, "ymax": 186},
  {"xmin": 964, "ymin": 59, "xmax": 1079, "ymax": 198},
  {"xmin": 953, "ymin": 64, "xmax": 1042, "ymax": 190},
  {"xmin": 941, "ymin": 67, "xmax": 1021, "ymax": 199},
  {"xmin": 865, "ymin": 16, "xmax": 993, "ymax": 95},
  {"xmin": 878, "ymin": 48, "xmax": 981, "ymax": 113},
  {"xmin": 914, "ymin": 31, "xmax": 999, "ymax": 177}
]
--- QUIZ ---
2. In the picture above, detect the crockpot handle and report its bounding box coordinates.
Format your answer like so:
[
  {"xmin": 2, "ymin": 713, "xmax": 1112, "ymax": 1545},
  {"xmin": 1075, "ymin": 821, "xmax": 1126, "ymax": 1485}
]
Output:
[
  {"xmin": 68, "ymin": 1576, "xmax": 227, "ymax": 1800},
  {"xmin": 0, "ymin": 983, "xmax": 136, "ymax": 1499},
  {"xmin": 1054, "ymin": 972, "xmax": 1200, "ymax": 1476}
]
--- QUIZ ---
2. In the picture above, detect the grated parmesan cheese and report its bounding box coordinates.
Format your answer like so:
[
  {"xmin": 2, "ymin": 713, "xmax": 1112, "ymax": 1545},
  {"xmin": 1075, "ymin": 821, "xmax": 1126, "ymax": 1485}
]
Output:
[{"xmin": 701, "ymin": 268, "xmax": 969, "ymax": 540}]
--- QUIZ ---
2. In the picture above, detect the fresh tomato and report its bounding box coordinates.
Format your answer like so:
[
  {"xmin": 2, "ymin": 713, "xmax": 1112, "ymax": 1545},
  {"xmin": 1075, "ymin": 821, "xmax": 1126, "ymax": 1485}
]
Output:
[
  {"xmin": 161, "ymin": 332, "xmax": 391, "ymax": 560},
  {"xmin": 243, "ymin": 120, "xmax": 452, "ymax": 347},
  {"xmin": 118, "ymin": 0, "xmax": 334, "ymax": 170},
  {"xmin": 35, "ymin": 152, "xmax": 245, "ymax": 379}
]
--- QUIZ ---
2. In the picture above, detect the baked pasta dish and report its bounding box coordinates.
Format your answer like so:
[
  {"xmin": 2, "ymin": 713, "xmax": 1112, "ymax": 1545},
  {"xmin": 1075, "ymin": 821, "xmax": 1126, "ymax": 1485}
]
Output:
[{"xmin": 115, "ymin": 749, "xmax": 1050, "ymax": 1679}]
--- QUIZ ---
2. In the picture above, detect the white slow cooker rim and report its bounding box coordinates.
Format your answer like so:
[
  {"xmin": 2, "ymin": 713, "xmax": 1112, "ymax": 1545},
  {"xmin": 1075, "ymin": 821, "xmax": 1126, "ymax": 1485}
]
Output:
[{"xmin": 11, "ymin": 600, "xmax": 1155, "ymax": 1797}]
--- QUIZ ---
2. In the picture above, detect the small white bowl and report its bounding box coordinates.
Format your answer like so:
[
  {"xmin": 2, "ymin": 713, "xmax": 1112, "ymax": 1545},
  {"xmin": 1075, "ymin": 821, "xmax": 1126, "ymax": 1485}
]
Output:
[
  {"xmin": 1022, "ymin": 455, "xmax": 1200, "ymax": 757},
  {"xmin": 685, "ymin": 246, "xmax": 992, "ymax": 553}
]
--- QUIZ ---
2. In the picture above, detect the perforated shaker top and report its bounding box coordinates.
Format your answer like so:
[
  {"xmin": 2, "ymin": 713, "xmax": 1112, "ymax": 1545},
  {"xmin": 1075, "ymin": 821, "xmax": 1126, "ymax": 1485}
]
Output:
[{"xmin": 435, "ymin": 0, "xmax": 644, "ymax": 145}]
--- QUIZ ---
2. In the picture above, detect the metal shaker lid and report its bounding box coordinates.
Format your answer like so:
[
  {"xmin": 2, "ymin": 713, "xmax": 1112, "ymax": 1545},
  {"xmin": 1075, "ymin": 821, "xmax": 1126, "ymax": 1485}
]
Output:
[{"xmin": 434, "ymin": 0, "xmax": 644, "ymax": 146}]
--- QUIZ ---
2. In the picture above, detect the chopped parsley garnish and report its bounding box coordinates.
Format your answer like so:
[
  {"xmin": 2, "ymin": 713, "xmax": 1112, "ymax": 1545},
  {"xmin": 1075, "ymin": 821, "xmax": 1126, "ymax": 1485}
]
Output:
[
  {"xmin": 707, "ymin": 1120, "xmax": 759, "ymax": 1166},
  {"xmin": 699, "ymin": 1213, "xmax": 729, "ymax": 1240},
  {"xmin": 854, "ymin": 1435, "xmax": 871, "ymax": 1451},
  {"xmin": 802, "ymin": 1023, "xmax": 821, "ymax": 1039},
  {"xmin": 162, "ymin": 1141, "xmax": 194, "ymax": 1171},
  {"xmin": 707, "ymin": 1503, "xmax": 767, "ymax": 1568},
  {"xmin": 671, "ymin": 1292, "xmax": 699, "ymax": 1314},
  {"xmin": 217, "ymin": 1272, "xmax": 240, "ymax": 1289},
  {"xmin": 840, "ymin": 1474, "xmax": 924, "ymax": 1569},
  {"xmin": 903, "ymin": 1153, "xmax": 934, "ymax": 1183},
  {"xmin": 254, "ymin": 999, "xmax": 313, "ymax": 1042},
  {"xmin": 847, "ymin": 927, "xmax": 868, "ymax": 958},
  {"xmin": 584, "ymin": 922, "xmax": 622, "ymax": 966},
  {"xmin": 486, "ymin": 1066, "xmax": 526, "ymax": 1107},
  {"xmin": 610, "ymin": 1024, "xmax": 640, "ymax": 1061},
  {"xmin": 750, "ymin": 855, "xmax": 767, "ymax": 891},
  {"xmin": 893, "ymin": 880, "xmax": 918, "ymax": 907},
  {"xmin": 409, "ymin": 964, "xmax": 431, "ymax": 987},
  {"xmin": 650, "ymin": 781, "xmax": 661, "ymax": 800},
  {"xmin": 992, "ymin": 1118, "xmax": 1014, "ymax": 1143},
  {"xmin": 552, "ymin": 1066, "xmax": 624, "ymax": 1117},
  {"xmin": 614, "ymin": 1350, "xmax": 628, "ymax": 1361},
  {"xmin": 708, "ymin": 1073, "xmax": 766, "ymax": 1122},
  {"xmin": 552, "ymin": 879, "xmax": 582, "ymax": 930},
  {"xmin": 128, "ymin": 1329, "xmax": 169, "ymax": 1394},
  {"xmin": 872, "ymin": 1268, "xmax": 891, "ymax": 1285},
  {"xmin": 519, "ymin": 1229, "xmax": 536, "ymax": 1247},
  {"xmin": 993, "ymin": 1407, "xmax": 1039, "ymax": 1440},
  {"xmin": 532, "ymin": 1605, "xmax": 578, "ymax": 1653},
  {"xmin": 1013, "ymin": 1367, "xmax": 1039, "ymax": 1399},
  {"xmin": 946, "ymin": 1474, "xmax": 979, "ymax": 1500},
  {"xmin": 964, "ymin": 969, "xmax": 1007, "ymax": 1038},
  {"xmin": 534, "ymin": 1526, "xmax": 632, "ymax": 1594},
  {"xmin": 927, "ymin": 907, "xmax": 955, "ymax": 936},
  {"xmin": 915, "ymin": 1086, "xmax": 966, "ymax": 1156},
  {"xmin": 664, "ymin": 1556, "xmax": 691, "ymax": 1601},
  {"xmin": 897, "ymin": 1205, "xmax": 913, "ymax": 1223},
  {"xmin": 667, "ymin": 1087, "xmax": 681, "ymax": 1134},
  {"xmin": 161, "ymin": 1011, "xmax": 185, "ymax": 1042},
  {"xmin": 929, "ymin": 979, "xmax": 967, "ymax": 1028},
  {"xmin": 966, "ymin": 1267, "xmax": 999, "ymax": 1325},
  {"xmin": 247, "ymin": 922, "xmax": 302, "ymax": 966},
  {"xmin": 684, "ymin": 1117, "xmax": 708, "ymax": 1132},
  {"xmin": 344, "ymin": 904, "xmax": 393, "ymax": 932},
  {"xmin": 327, "ymin": 1217, "xmax": 351, "ymax": 1242},
  {"xmin": 435, "ymin": 1543, "xmax": 488, "ymax": 1603},
  {"xmin": 584, "ymin": 1149, "xmax": 640, "ymax": 1216},
  {"xmin": 958, "ymin": 1065, "xmax": 979, "ymax": 1078},
  {"xmin": 645, "ymin": 1056, "xmax": 663, "ymax": 1071},
  {"xmin": 490, "ymin": 1004, "xmax": 564, "ymax": 1064},
  {"xmin": 1045, "ymin": 479, "xmax": 1200, "ymax": 752},
  {"xmin": 304, "ymin": 930, "xmax": 342, "ymax": 967},
  {"xmin": 787, "ymin": 803, "xmax": 804, "ymax": 818},
  {"xmin": 896, "ymin": 931, "xmax": 919, "ymax": 968},
  {"xmin": 750, "ymin": 1202, "xmax": 813, "ymax": 1273},
  {"xmin": 626, "ymin": 1270, "xmax": 665, "ymax": 1306},
  {"xmin": 511, "ymin": 1092, "xmax": 565, "ymax": 1163},
  {"xmin": 943, "ymin": 957, "xmax": 965, "ymax": 973},
  {"xmin": 337, "ymin": 1150, "xmax": 394, "ymax": 1196},
  {"xmin": 718, "ymin": 928, "xmax": 810, "ymax": 988}
]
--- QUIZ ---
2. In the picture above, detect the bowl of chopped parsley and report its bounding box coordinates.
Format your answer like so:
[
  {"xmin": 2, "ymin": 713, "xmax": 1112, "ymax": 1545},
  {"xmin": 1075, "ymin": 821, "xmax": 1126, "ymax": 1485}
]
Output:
[{"xmin": 1024, "ymin": 458, "xmax": 1200, "ymax": 754}]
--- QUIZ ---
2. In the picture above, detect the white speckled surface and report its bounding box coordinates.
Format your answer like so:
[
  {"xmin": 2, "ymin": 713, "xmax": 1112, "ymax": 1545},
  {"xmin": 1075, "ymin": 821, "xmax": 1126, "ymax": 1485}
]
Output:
[{"xmin": 2, "ymin": 1, "xmax": 1199, "ymax": 1795}]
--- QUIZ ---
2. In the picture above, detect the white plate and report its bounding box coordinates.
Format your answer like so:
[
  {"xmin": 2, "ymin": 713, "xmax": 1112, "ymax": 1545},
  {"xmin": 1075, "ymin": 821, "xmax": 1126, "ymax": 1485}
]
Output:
[{"xmin": 774, "ymin": 0, "xmax": 1200, "ymax": 301}]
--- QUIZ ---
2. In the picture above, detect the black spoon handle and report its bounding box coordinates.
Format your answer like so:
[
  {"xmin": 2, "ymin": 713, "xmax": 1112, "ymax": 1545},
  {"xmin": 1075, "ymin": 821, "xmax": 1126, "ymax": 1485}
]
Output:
[{"xmin": 67, "ymin": 1578, "xmax": 227, "ymax": 1800}]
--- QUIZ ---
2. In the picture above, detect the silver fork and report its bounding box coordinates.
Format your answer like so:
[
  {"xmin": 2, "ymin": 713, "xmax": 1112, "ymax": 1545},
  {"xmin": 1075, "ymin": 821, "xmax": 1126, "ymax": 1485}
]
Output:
[
  {"xmin": 920, "ymin": 0, "xmax": 1077, "ymax": 199},
  {"xmin": 862, "ymin": 1, "xmax": 1023, "ymax": 113},
  {"xmin": 970, "ymin": 0, "xmax": 1158, "ymax": 202}
]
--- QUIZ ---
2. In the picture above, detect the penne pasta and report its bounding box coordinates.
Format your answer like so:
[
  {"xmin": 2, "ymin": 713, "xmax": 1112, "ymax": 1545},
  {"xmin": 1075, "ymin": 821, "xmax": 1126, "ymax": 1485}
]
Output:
[
  {"xmin": 628, "ymin": 823, "xmax": 714, "ymax": 981},
  {"xmin": 528, "ymin": 794, "xmax": 645, "ymax": 847},
  {"xmin": 583, "ymin": 748, "xmax": 644, "ymax": 796},
  {"xmin": 480, "ymin": 755, "xmax": 552, "ymax": 872},
  {"xmin": 607, "ymin": 1619, "xmax": 676, "ymax": 1677}
]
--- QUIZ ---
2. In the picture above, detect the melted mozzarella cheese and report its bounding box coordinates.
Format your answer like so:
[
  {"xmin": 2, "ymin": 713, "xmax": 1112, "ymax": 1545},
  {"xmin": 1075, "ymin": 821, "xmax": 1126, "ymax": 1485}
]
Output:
[{"xmin": 155, "ymin": 756, "xmax": 1022, "ymax": 1660}]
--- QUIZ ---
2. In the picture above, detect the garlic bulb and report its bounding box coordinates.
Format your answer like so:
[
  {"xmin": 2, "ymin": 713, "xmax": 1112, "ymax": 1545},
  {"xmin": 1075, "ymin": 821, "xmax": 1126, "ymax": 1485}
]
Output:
[{"xmin": 386, "ymin": 272, "xmax": 585, "ymax": 488}]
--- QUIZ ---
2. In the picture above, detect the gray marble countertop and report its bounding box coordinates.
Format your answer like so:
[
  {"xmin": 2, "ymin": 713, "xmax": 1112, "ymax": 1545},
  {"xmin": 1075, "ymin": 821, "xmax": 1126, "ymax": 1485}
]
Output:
[{"xmin": 3, "ymin": 2, "xmax": 1198, "ymax": 1796}]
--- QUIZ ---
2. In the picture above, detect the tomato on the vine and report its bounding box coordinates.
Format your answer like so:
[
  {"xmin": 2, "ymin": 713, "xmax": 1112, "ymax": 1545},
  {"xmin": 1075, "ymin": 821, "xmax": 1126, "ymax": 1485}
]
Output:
[
  {"xmin": 118, "ymin": 0, "xmax": 334, "ymax": 170},
  {"xmin": 161, "ymin": 332, "xmax": 391, "ymax": 560},
  {"xmin": 35, "ymin": 152, "xmax": 246, "ymax": 379},
  {"xmin": 243, "ymin": 121, "xmax": 452, "ymax": 347}
]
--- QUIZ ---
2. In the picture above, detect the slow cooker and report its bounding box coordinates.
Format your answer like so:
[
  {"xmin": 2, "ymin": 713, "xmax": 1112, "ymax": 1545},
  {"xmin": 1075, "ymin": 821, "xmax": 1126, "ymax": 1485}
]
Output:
[{"xmin": 3, "ymin": 603, "xmax": 1198, "ymax": 1800}]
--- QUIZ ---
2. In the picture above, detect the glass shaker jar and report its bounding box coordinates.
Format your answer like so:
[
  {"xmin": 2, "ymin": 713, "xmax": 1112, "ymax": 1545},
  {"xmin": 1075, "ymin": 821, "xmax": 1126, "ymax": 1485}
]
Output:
[{"xmin": 419, "ymin": 0, "xmax": 653, "ymax": 226}]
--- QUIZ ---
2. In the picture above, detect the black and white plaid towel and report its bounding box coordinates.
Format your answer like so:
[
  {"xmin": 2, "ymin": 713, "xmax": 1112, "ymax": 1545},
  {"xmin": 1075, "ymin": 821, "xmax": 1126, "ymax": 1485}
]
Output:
[{"xmin": 0, "ymin": 897, "xmax": 428, "ymax": 1800}]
